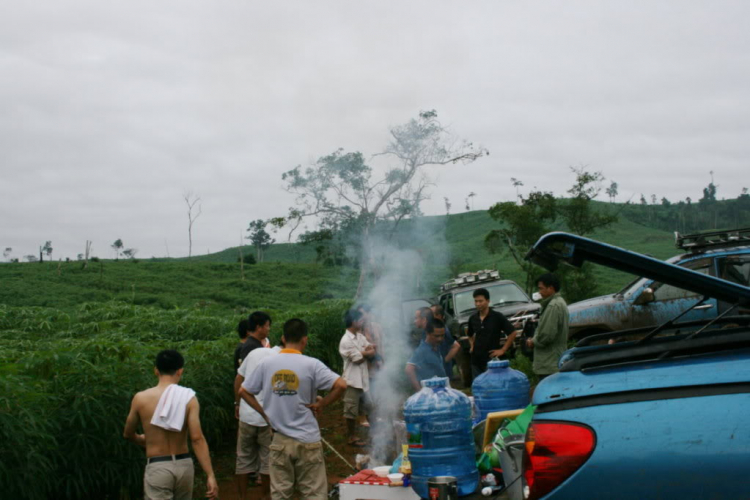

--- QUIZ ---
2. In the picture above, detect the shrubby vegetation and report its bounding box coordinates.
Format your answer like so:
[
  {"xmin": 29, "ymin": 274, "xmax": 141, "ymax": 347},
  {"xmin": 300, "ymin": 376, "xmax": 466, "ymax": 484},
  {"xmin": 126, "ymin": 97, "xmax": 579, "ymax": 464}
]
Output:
[{"xmin": 0, "ymin": 299, "xmax": 351, "ymax": 499}]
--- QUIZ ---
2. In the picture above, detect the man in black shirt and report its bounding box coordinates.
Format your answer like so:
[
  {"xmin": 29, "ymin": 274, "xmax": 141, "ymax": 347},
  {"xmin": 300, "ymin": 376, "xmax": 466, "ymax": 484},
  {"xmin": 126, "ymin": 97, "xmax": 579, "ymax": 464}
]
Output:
[
  {"xmin": 467, "ymin": 288, "xmax": 519, "ymax": 379},
  {"xmin": 237, "ymin": 311, "xmax": 272, "ymax": 369}
]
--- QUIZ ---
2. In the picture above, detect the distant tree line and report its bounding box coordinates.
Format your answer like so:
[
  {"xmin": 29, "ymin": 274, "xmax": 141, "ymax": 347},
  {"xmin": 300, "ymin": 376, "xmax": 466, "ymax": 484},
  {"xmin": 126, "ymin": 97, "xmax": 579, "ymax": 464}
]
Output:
[{"xmin": 619, "ymin": 176, "xmax": 750, "ymax": 234}]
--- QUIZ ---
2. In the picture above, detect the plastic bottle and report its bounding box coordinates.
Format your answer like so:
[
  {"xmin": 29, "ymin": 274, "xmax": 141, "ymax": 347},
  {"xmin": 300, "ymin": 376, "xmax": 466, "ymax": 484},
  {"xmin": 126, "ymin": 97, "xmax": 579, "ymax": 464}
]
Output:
[
  {"xmin": 403, "ymin": 377, "xmax": 479, "ymax": 498},
  {"xmin": 471, "ymin": 359, "xmax": 530, "ymax": 423},
  {"xmin": 399, "ymin": 444, "xmax": 412, "ymax": 487}
]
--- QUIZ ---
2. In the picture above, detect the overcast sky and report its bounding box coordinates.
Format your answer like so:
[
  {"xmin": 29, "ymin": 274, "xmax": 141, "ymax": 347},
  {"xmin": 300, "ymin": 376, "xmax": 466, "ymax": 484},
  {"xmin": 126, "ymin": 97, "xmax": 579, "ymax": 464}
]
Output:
[{"xmin": 1, "ymin": 1, "xmax": 749, "ymax": 260}]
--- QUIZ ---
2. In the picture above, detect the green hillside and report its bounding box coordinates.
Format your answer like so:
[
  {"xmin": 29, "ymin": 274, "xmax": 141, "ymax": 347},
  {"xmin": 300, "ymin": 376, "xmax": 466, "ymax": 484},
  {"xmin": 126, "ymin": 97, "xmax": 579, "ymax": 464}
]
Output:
[
  {"xmin": 0, "ymin": 260, "xmax": 358, "ymax": 313},
  {"xmin": 0, "ymin": 202, "xmax": 693, "ymax": 312},
  {"xmin": 180, "ymin": 203, "xmax": 680, "ymax": 297}
]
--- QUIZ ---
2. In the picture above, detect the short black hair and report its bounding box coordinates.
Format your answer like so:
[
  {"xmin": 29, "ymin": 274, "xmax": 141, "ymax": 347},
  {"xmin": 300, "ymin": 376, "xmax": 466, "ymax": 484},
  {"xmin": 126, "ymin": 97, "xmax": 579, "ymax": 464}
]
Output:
[
  {"xmin": 344, "ymin": 308, "xmax": 363, "ymax": 328},
  {"xmin": 431, "ymin": 304, "xmax": 444, "ymax": 318},
  {"xmin": 248, "ymin": 311, "xmax": 272, "ymax": 332},
  {"xmin": 537, "ymin": 273, "xmax": 561, "ymax": 292},
  {"xmin": 237, "ymin": 319, "xmax": 249, "ymax": 339},
  {"xmin": 357, "ymin": 303, "xmax": 371, "ymax": 313},
  {"xmin": 418, "ymin": 307, "xmax": 434, "ymax": 322},
  {"xmin": 473, "ymin": 288, "xmax": 490, "ymax": 300},
  {"xmin": 432, "ymin": 318, "xmax": 445, "ymax": 330},
  {"xmin": 283, "ymin": 318, "xmax": 308, "ymax": 344},
  {"xmin": 155, "ymin": 350, "xmax": 184, "ymax": 375}
]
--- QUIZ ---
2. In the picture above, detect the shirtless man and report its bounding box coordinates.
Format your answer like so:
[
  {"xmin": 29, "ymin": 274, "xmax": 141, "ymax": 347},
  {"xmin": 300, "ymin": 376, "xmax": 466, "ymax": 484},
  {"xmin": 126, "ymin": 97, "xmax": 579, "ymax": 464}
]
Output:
[{"xmin": 123, "ymin": 349, "xmax": 219, "ymax": 499}]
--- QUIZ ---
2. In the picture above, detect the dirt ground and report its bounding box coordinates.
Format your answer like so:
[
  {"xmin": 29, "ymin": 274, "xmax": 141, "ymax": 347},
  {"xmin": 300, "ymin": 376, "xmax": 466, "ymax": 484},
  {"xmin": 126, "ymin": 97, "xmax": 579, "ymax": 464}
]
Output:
[{"xmin": 211, "ymin": 399, "xmax": 369, "ymax": 500}]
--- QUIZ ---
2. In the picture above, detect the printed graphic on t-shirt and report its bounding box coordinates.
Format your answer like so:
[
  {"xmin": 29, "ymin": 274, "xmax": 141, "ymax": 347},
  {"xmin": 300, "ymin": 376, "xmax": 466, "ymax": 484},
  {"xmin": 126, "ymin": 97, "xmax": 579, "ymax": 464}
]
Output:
[{"xmin": 271, "ymin": 369, "xmax": 299, "ymax": 396}]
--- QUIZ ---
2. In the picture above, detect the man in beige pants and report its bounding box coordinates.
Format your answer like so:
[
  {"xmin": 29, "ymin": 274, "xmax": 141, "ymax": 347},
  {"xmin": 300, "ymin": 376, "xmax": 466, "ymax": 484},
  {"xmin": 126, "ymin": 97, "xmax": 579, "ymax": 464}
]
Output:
[
  {"xmin": 124, "ymin": 349, "xmax": 218, "ymax": 499},
  {"xmin": 240, "ymin": 318, "xmax": 347, "ymax": 500}
]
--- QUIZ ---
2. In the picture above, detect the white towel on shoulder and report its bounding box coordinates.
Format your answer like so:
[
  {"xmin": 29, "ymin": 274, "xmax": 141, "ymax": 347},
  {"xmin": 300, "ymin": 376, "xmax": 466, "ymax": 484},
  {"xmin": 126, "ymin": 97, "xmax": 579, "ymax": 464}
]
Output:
[{"xmin": 151, "ymin": 384, "xmax": 196, "ymax": 432}]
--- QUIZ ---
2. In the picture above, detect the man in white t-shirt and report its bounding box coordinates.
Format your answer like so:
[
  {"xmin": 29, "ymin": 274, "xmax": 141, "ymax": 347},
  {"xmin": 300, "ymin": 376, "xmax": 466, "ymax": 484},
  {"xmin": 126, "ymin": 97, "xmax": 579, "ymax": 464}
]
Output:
[
  {"xmin": 234, "ymin": 344, "xmax": 282, "ymax": 500},
  {"xmin": 240, "ymin": 318, "xmax": 347, "ymax": 500},
  {"xmin": 339, "ymin": 308, "xmax": 375, "ymax": 446}
]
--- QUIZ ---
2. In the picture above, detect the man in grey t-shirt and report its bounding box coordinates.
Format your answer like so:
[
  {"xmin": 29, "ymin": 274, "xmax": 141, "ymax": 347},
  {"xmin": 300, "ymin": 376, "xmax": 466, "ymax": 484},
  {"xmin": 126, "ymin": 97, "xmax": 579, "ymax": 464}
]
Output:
[{"xmin": 240, "ymin": 318, "xmax": 347, "ymax": 500}]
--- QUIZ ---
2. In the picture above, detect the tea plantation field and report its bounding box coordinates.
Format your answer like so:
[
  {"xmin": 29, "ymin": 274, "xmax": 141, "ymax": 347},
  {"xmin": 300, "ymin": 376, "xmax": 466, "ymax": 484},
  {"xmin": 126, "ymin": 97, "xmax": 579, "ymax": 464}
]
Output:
[{"xmin": 0, "ymin": 299, "xmax": 352, "ymax": 499}]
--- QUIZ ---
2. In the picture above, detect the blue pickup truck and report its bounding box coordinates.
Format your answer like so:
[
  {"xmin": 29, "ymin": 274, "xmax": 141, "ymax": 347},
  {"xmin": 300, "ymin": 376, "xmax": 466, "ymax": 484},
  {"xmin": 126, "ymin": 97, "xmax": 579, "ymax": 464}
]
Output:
[{"xmin": 521, "ymin": 232, "xmax": 750, "ymax": 499}]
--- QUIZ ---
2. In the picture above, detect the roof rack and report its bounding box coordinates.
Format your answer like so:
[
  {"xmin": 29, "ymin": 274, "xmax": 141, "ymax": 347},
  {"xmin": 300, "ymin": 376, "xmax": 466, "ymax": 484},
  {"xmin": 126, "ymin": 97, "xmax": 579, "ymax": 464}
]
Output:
[
  {"xmin": 675, "ymin": 227, "xmax": 750, "ymax": 252},
  {"xmin": 440, "ymin": 269, "xmax": 501, "ymax": 292}
]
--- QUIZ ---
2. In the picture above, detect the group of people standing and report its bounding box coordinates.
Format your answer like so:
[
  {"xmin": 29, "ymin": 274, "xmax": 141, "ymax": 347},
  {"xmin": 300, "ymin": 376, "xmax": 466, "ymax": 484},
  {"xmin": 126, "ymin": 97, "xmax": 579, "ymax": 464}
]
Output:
[
  {"xmin": 122, "ymin": 272, "xmax": 569, "ymax": 500},
  {"xmin": 405, "ymin": 272, "xmax": 570, "ymax": 385}
]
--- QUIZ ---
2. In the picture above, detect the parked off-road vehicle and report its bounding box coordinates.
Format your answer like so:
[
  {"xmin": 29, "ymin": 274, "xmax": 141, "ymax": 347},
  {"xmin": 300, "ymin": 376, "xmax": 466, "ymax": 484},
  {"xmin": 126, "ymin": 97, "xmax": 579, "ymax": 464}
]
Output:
[{"xmin": 568, "ymin": 227, "xmax": 750, "ymax": 340}]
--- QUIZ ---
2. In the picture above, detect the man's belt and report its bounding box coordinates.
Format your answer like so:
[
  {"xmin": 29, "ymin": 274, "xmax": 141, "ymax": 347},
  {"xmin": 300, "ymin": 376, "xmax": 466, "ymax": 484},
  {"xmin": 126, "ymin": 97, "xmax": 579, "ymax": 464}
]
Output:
[{"xmin": 147, "ymin": 453, "xmax": 191, "ymax": 464}]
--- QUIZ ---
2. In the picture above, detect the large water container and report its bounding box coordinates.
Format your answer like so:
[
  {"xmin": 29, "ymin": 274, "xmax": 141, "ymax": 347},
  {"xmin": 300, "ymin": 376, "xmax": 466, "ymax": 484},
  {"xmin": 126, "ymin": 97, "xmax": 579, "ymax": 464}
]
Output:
[
  {"xmin": 403, "ymin": 377, "xmax": 479, "ymax": 498},
  {"xmin": 471, "ymin": 359, "xmax": 530, "ymax": 423}
]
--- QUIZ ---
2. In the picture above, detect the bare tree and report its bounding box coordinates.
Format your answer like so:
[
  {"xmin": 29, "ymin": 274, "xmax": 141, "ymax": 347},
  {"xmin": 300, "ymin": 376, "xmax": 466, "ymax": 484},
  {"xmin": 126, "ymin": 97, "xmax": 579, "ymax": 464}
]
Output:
[
  {"xmin": 83, "ymin": 240, "xmax": 92, "ymax": 269},
  {"xmin": 183, "ymin": 192, "xmax": 202, "ymax": 258},
  {"xmin": 3, "ymin": 247, "xmax": 11, "ymax": 261},
  {"xmin": 511, "ymin": 177, "xmax": 524, "ymax": 200}
]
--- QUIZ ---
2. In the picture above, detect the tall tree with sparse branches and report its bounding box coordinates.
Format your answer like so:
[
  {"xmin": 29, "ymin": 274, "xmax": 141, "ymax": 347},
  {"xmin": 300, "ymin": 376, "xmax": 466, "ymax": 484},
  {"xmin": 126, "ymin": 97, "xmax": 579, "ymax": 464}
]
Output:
[
  {"xmin": 279, "ymin": 110, "xmax": 488, "ymax": 296},
  {"xmin": 184, "ymin": 192, "xmax": 202, "ymax": 258}
]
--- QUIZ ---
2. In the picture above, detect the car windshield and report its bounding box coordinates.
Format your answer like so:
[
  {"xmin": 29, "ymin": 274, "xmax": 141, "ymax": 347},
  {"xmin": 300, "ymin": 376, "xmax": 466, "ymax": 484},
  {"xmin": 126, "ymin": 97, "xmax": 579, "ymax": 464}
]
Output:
[{"xmin": 455, "ymin": 283, "xmax": 530, "ymax": 313}]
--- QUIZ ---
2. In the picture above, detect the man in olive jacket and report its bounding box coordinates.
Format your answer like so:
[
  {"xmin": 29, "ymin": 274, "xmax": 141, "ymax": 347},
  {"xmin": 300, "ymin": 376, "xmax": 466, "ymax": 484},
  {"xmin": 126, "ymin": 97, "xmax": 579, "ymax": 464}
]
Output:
[{"xmin": 526, "ymin": 273, "xmax": 569, "ymax": 380}]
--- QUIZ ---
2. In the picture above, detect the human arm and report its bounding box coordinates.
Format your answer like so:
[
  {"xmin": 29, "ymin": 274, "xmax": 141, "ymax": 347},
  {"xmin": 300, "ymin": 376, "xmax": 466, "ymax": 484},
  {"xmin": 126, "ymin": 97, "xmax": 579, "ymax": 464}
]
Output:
[
  {"xmin": 340, "ymin": 334, "xmax": 374, "ymax": 364},
  {"xmin": 239, "ymin": 387, "xmax": 273, "ymax": 428},
  {"xmin": 467, "ymin": 320, "xmax": 475, "ymax": 353},
  {"xmin": 123, "ymin": 394, "xmax": 145, "ymax": 447},
  {"xmin": 489, "ymin": 330, "xmax": 517, "ymax": 358},
  {"xmin": 445, "ymin": 341, "xmax": 461, "ymax": 362},
  {"xmin": 186, "ymin": 397, "xmax": 218, "ymax": 499},
  {"xmin": 533, "ymin": 303, "xmax": 564, "ymax": 348},
  {"xmin": 489, "ymin": 313, "xmax": 519, "ymax": 357},
  {"xmin": 233, "ymin": 374, "xmax": 244, "ymax": 419},
  {"xmin": 405, "ymin": 363, "xmax": 422, "ymax": 392},
  {"xmin": 306, "ymin": 377, "xmax": 347, "ymax": 417}
]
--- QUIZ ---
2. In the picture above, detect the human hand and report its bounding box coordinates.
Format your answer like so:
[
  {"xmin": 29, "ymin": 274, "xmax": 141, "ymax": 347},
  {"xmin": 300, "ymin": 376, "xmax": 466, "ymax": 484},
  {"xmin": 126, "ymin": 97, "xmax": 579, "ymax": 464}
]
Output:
[
  {"xmin": 306, "ymin": 395, "xmax": 324, "ymax": 418},
  {"xmin": 489, "ymin": 349, "xmax": 505, "ymax": 359},
  {"xmin": 205, "ymin": 475, "xmax": 219, "ymax": 498},
  {"xmin": 526, "ymin": 338, "xmax": 534, "ymax": 348},
  {"xmin": 234, "ymin": 405, "xmax": 239, "ymax": 420}
]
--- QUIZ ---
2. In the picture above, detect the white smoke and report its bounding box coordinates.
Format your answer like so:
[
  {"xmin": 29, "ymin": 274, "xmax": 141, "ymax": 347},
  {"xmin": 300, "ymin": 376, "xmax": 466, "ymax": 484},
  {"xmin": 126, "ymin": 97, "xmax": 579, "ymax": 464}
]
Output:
[{"xmin": 359, "ymin": 216, "xmax": 450, "ymax": 465}]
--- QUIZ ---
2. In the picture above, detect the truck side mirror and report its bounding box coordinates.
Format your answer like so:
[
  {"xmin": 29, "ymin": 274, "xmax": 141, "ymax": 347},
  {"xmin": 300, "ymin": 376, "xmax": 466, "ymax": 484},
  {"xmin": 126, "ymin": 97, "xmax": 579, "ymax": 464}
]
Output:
[{"xmin": 635, "ymin": 287, "xmax": 655, "ymax": 305}]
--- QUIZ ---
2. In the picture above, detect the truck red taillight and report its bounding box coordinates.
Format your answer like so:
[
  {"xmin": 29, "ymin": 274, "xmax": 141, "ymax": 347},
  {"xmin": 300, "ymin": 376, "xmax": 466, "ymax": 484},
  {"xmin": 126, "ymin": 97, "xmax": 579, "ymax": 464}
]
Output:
[{"xmin": 523, "ymin": 421, "xmax": 596, "ymax": 499}]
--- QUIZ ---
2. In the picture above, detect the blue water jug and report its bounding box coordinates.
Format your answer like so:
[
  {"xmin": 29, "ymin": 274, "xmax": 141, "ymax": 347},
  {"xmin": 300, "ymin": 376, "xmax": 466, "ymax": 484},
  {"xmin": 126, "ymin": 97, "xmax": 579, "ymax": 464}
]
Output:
[
  {"xmin": 471, "ymin": 359, "xmax": 530, "ymax": 423},
  {"xmin": 403, "ymin": 377, "xmax": 479, "ymax": 498}
]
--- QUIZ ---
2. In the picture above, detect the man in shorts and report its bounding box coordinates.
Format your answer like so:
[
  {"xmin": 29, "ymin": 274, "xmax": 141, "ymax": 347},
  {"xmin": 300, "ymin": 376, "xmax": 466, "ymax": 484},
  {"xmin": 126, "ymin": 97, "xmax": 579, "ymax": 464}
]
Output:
[
  {"xmin": 240, "ymin": 318, "xmax": 347, "ymax": 500},
  {"xmin": 123, "ymin": 350, "xmax": 218, "ymax": 500},
  {"xmin": 234, "ymin": 343, "xmax": 282, "ymax": 499},
  {"xmin": 339, "ymin": 308, "xmax": 376, "ymax": 447}
]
